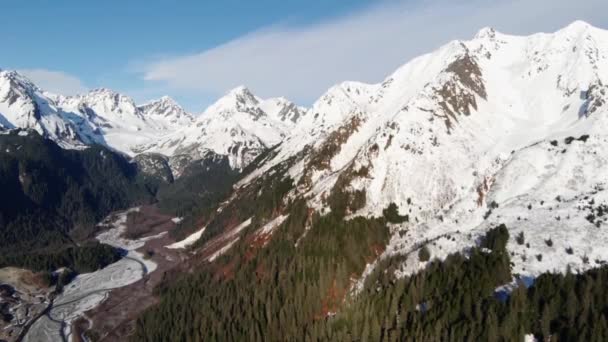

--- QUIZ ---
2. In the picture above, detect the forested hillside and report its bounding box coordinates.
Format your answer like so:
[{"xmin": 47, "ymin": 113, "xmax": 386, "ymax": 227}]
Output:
[
  {"xmin": 0, "ymin": 129, "xmax": 154, "ymax": 271},
  {"xmin": 4, "ymin": 20, "xmax": 608, "ymax": 342},
  {"xmin": 134, "ymin": 224, "xmax": 608, "ymax": 341},
  {"xmin": 134, "ymin": 198, "xmax": 391, "ymax": 341},
  {"xmin": 155, "ymin": 153, "xmax": 239, "ymax": 241}
]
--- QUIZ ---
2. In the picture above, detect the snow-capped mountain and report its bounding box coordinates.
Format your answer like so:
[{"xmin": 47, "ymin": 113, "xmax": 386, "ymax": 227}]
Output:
[
  {"xmin": 138, "ymin": 96, "xmax": 194, "ymax": 129},
  {"xmin": 138, "ymin": 86, "xmax": 303, "ymax": 173},
  {"xmin": 0, "ymin": 70, "xmax": 86, "ymax": 148},
  {"xmin": 0, "ymin": 72, "xmax": 194, "ymax": 155},
  {"xmin": 5, "ymin": 21, "xmax": 608, "ymax": 288},
  {"xmin": 258, "ymin": 96, "xmax": 307, "ymax": 126},
  {"xmin": 234, "ymin": 21, "xmax": 608, "ymax": 282},
  {"xmin": 0, "ymin": 69, "xmax": 300, "ymax": 171},
  {"xmin": 55, "ymin": 89, "xmax": 191, "ymax": 153},
  {"xmin": 6, "ymin": 21, "xmax": 608, "ymax": 341}
]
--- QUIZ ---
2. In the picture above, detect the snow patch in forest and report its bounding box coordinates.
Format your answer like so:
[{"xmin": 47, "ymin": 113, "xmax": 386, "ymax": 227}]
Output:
[
  {"xmin": 256, "ymin": 215, "xmax": 289, "ymax": 236},
  {"xmin": 166, "ymin": 226, "xmax": 207, "ymax": 249},
  {"xmin": 208, "ymin": 238, "xmax": 240, "ymax": 262}
]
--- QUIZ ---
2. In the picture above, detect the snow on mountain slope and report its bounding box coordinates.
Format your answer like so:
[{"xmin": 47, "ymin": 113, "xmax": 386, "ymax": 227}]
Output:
[
  {"xmin": 259, "ymin": 97, "xmax": 307, "ymax": 126},
  {"xmin": 0, "ymin": 70, "xmax": 194, "ymax": 155},
  {"xmin": 0, "ymin": 70, "xmax": 86, "ymax": 148},
  {"xmin": 138, "ymin": 96, "xmax": 194, "ymax": 129},
  {"xmin": 138, "ymin": 86, "xmax": 299, "ymax": 171},
  {"xmin": 56, "ymin": 89, "xmax": 178, "ymax": 154},
  {"xmin": 0, "ymin": 70, "xmax": 302, "ymax": 169},
  {"xmin": 4, "ymin": 20, "xmax": 607, "ymax": 284},
  {"xmin": 236, "ymin": 21, "xmax": 608, "ymax": 282}
]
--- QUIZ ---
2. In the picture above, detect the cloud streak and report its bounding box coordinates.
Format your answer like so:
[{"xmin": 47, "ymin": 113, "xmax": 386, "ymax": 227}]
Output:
[
  {"xmin": 18, "ymin": 69, "xmax": 88, "ymax": 95},
  {"xmin": 138, "ymin": 0, "xmax": 608, "ymax": 105}
]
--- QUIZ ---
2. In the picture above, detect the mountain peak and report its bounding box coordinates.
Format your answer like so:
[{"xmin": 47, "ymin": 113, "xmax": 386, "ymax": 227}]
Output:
[
  {"xmin": 159, "ymin": 95, "xmax": 176, "ymax": 103},
  {"xmin": 139, "ymin": 96, "xmax": 194, "ymax": 127},
  {"xmin": 227, "ymin": 85, "xmax": 259, "ymax": 105},
  {"xmin": 87, "ymin": 87, "xmax": 118, "ymax": 96},
  {"xmin": 258, "ymin": 97, "xmax": 306, "ymax": 125},
  {"xmin": 474, "ymin": 26, "xmax": 497, "ymax": 40},
  {"xmin": 83, "ymin": 88, "xmax": 138, "ymax": 108},
  {"xmin": 555, "ymin": 20, "xmax": 606, "ymax": 38},
  {"xmin": 142, "ymin": 95, "xmax": 181, "ymax": 109},
  {"xmin": 563, "ymin": 20, "xmax": 593, "ymax": 31},
  {"xmin": 0, "ymin": 70, "xmax": 39, "ymax": 92},
  {"xmin": 203, "ymin": 85, "xmax": 261, "ymax": 117},
  {"xmin": 228, "ymin": 85, "xmax": 251, "ymax": 94}
]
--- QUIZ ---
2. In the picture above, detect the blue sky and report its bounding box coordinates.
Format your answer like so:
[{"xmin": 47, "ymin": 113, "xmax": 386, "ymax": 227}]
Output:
[
  {"xmin": 3, "ymin": 0, "xmax": 608, "ymax": 112},
  {"xmin": 2, "ymin": 1, "xmax": 371, "ymax": 109}
]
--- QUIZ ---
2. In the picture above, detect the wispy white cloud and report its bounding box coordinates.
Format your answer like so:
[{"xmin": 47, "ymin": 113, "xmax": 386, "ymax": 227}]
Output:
[
  {"xmin": 18, "ymin": 69, "xmax": 88, "ymax": 95},
  {"xmin": 137, "ymin": 0, "xmax": 608, "ymax": 105}
]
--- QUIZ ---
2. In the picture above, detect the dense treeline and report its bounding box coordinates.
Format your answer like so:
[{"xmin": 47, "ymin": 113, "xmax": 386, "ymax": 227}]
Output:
[
  {"xmin": 314, "ymin": 224, "xmax": 608, "ymax": 341},
  {"xmin": 155, "ymin": 154, "xmax": 239, "ymax": 240},
  {"xmin": 0, "ymin": 130, "xmax": 154, "ymax": 271},
  {"xmin": 155, "ymin": 146, "xmax": 286, "ymax": 243},
  {"xmin": 133, "ymin": 198, "xmax": 390, "ymax": 341},
  {"xmin": 134, "ymin": 219, "xmax": 608, "ymax": 341},
  {"xmin": 194, "ymin": 159, "xmax": 296, "ymax": 247},
  {"xmin": 525, "ymin": 268, "xmax": 608, "ymax": 340},
  {"xmin": 314, "ymin": 225, "xmax": 513, "ymax": 341},
  {"xmin": 0, "ymin": 242, "xmax": 121, "ymax": 274},
  {"xmin": 0, "ymin": 131, "xmax": 246, "ymax": 274},
  {"xmin": 156, "ymin": 154, "xmax": 237, "ymax": 217}
]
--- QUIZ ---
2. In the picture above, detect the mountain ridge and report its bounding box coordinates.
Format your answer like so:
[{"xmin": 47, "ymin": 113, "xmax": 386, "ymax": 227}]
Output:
[
  {"xmin": 230, "ymin": 20, "xmax": 608, "ymax": 282},
  {"xmin": 6, "ymin": 20, "xmax": 608, "ymax": 342},
  {"xmin": 137, "ymin": 85, "xmax": 306, "ymax": 171},
  {"xmin": 0, "ymin": 72, "xmax": 196, "ymax": 156}
]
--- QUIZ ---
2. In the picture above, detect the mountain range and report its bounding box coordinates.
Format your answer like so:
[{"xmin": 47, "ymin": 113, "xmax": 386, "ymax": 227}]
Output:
[
  {"xmin": 3, "ymin": 20, "xmax": 608, "ymax": 274},
  {"xmin": 240, "ymin": 19, "xmax": 608, "ymax": 280},
  {"xmin": 0, "ymin": 70, "xmax": 308, "ymax": 172},
  {"xmin": 3, "ymin": 20, "xmax": 608, "ymax": 271},
  {"xmin": 3, "ymin": 20, "xmax": 608, "ymax": 341}
]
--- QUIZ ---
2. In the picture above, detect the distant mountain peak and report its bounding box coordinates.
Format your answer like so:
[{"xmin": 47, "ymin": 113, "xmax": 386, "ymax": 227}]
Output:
[
  {"xmin": 0, "ymin": 70, "xmax": 40, "ymax": 94},
  {"xmin": 139, "ymin": 86, "xmax": 304, "ymax": 171},
  {"xmin": 140, "ymin": 95, "xmax": 181, "ymax": 108},
  {"xmin": 474, "ymin": 26, "xmax": 497, "ymax": 40},
  {"xmin": 85, "ymin": 88, "xmax": 136, "ymax": 104},
  {"xmin": 158, "ymin": 95, "xmax": 177, "ymax": 103},
  {"xmin": 563, "ymin": 19, "xmax": 594, "ymax": 32},
  {"xmin": 0, "ymin": 68, "xmax": 201, "ymax": 154},
  {"xmin": 228, "ymin": 85, "xmax": 254, "ymax": 95},
  {"xmin": 86, "ymin": 87, "xmax": 120, "ymax": 97},
  {"xmin": 227, "ymin": 85, "xmax": 260, "ymax": 105},
  {"xmin": 139, "ymin": 95, "xmax": 194, "ymax": 128},
  {"xmin": 201, "ymin": 86, "xmax": 264, "ymax": 121}
]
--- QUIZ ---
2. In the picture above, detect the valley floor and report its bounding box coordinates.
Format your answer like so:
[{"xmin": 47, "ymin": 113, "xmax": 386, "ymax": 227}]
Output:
[{"xmin": 15, "ymin": 206, "xmax": 187, "ymax": 342}]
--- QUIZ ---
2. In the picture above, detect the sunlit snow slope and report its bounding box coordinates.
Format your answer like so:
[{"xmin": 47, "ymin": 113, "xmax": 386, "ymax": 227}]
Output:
[
  {"xmin": 236, "ymin": 21, "xmax": 608, "ymax": 280},
  {"xmin": 139, "ymin": 86, "xmax": 305, "ymax": 170},
  {"xmin": 0, "ymin": 73, "xmax": 194, "ymax": 154}
]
